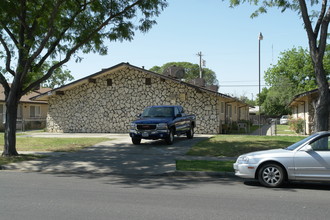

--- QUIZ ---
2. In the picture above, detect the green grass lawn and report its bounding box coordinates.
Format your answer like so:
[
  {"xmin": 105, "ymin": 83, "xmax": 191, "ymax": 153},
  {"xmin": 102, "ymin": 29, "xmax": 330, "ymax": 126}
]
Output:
[
  {"xmin": 276, "ymin": 125, "xmax": 296, "ymax": 135},
  {"xmin": 14, "ymin": 136, "xmax": 110, "ymax": 152},
  {"xmin": 176, "ymin": 135, "xmax": 305, "ymax": 172},
  {"xmin": 187, "ymin": 135, "xmax": 304, "ymax": 157}
]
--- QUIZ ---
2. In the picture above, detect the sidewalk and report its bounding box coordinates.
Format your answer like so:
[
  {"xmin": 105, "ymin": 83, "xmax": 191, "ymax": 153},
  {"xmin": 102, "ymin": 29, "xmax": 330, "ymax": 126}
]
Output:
[{"xmin": 249, "ymin": 124, "xmax": 272, "ymax": 136}]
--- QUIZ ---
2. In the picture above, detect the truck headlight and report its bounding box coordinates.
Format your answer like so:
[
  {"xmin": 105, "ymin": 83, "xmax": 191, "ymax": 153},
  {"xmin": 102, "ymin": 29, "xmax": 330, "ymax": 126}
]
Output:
[
  {"xmin": 130, "ymin": 123, "xmax": 137, "ymax": 130},
  {"xmin": 156, "ymin": 123, "xmax": 168, "ymax": 130}
]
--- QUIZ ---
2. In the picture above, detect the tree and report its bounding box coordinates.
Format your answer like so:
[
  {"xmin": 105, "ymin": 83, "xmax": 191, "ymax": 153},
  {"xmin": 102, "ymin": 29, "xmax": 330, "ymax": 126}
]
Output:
[
  {"xmin": 260, "ymin": 46, "xmax": 330, "ymax": 116},
  {"xmin": 265, "ymin": 47, "xmax": 321, "ymax": 92},
  {"xmin": 229, "ymin": 0, "xmax": 330, "ymax": 132},
  {"xmin": 0, "ymin": 0, "xmax": 167, "ymax": 156},
  {"xmin": 261, "ymin": 81, "xmax": 293, "ymax": 116},
  {"xmin": 238, "ymin": 95, "xmax": 256, "ymax": 106},
  {"xmin": 41, "ymin": 63, "xmax": 74, "ymax": 89},
  {"xmin": 150, "ymin": 62, "xmax": 219, "ymax": 86}
]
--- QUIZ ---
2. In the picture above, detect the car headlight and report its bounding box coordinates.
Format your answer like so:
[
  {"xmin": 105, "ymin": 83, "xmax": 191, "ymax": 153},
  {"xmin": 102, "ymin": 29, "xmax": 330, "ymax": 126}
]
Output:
[
  {"xmin": 237, "ymin": 156, "xmax": 250, "ymax": 164},
  {"xmin": 130, "ymin": 123, "xmax": 137, "ymax": 130},
  {"xmin": 156, "ymin": 123, "xmax": 168, "ymax": 130}
]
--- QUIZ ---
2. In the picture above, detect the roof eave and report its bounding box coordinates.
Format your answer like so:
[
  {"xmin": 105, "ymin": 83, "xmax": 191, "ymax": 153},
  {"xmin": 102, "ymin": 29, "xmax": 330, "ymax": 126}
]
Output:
[{"xmin": 31, "ymin": 62, "xmax": 249, "ymax": 106}]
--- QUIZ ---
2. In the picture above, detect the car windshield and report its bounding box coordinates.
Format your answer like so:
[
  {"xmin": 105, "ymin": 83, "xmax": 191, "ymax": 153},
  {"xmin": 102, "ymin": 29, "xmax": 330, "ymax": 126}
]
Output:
[
  {"xmin": 285, "ymin": 133, "xmax": 319, "ymax": 150},
  {"xmin": 141, "ymin": 107, "xmax": 174, "ymax": 118}
]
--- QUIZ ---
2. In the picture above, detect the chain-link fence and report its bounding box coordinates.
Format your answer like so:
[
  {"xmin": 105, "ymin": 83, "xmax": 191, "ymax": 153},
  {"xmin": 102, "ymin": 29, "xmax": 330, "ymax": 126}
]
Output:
[{"xmin": 1, "ymin": 118, "xmax": 46, "ymax": 132}]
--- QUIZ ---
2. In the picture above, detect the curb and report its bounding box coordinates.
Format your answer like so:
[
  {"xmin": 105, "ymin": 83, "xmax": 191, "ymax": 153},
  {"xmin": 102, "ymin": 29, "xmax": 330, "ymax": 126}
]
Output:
[{"xmin": 159, "ymin": 170, "xmax": 237, "ymax": 178}]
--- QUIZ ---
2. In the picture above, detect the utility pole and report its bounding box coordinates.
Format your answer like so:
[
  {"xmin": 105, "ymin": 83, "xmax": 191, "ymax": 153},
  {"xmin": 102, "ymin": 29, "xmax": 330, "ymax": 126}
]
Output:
[
  {"xmin": 258, "ymin": 32, "xmax": 263, "ymax": 135},
  {"xmin": 196, "ymin": 51, "xmax": 203, "ymax": 78}
]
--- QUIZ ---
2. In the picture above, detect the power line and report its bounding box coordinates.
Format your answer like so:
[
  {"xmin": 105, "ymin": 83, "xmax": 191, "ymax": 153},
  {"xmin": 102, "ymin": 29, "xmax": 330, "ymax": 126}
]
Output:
[{"xmin": 220, "ymin": 85, "xmax": 267, "ymax": 87}]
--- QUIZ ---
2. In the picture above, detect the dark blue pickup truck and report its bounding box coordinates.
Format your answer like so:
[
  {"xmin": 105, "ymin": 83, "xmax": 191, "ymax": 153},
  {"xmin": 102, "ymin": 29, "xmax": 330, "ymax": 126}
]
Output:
[{"xmin": 129, "ymin": 105, "xmax": 196, "ymax": 145}]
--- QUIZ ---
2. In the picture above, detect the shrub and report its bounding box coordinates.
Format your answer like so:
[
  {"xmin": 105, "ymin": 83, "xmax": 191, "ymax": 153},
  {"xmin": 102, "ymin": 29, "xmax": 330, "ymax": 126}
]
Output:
[{"xmin": 289, "ymin": 118, "xmax": 305, "ymax": 134}]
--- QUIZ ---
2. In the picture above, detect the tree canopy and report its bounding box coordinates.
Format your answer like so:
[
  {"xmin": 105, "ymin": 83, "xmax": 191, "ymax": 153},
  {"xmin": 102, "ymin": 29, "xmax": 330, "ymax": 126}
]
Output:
[
  {"xmin": 259, "ymin": 46, "xmax": 330, "ymax": 116},
  {"xmin": 0, "ymin": 0, "xmax": 168, "ymax": 156},
  {"xmin": 41, "ymin": 63, "xmax": 74, "ymax": 89},
  {"xmin": 265, "ymin": 47, "xmax": 318, "ymax": 92},
  {"xmin": 150, "ymin": 62, "xmax": 219, "ymax": 86},
  {"xmin": 0, "ymin": 0, "xmax": 167, "ymax": 95}
]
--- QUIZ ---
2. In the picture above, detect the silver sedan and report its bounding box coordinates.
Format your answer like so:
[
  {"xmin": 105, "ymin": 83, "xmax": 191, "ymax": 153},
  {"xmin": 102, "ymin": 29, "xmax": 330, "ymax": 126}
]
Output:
[{"xmin": 233, "ymin": 131, "xmax": 330, "ymax": 187}]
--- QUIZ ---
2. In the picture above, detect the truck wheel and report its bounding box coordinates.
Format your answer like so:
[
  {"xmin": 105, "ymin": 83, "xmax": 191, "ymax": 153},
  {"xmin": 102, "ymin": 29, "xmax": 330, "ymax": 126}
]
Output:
[
  {"xmin": 186, "ymin": 127, "xmax": 194, "ymax": 139},
  {"xmin": 132, "ymin": 137, "xmax": 141, "ymax": 145},
  {"xmin": 165, "ymin": 129, "xmax": 174, "ymax": 145}
]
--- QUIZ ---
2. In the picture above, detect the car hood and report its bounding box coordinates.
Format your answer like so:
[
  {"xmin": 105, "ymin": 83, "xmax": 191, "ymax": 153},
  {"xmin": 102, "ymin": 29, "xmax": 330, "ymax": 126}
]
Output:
[
  {"xmin": 132, "ymin": 117, "xmax": 173, "ymax": 124},
  {"xmin": 243, "ymin": 149, "xmax": 293, "ymax": 158}
]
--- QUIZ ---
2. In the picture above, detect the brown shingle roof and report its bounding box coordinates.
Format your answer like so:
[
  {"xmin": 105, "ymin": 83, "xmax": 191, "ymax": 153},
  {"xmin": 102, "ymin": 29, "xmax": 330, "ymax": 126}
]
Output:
[{"xmin": 0, "ymin": 84, "xmax": 50, "ymax": 104}]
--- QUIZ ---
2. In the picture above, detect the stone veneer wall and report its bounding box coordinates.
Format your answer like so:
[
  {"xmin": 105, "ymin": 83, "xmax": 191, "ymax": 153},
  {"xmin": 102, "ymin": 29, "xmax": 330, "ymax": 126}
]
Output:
[{"xmin": 46, "ymin": 67, "xmax": 221, "ymax": 134}]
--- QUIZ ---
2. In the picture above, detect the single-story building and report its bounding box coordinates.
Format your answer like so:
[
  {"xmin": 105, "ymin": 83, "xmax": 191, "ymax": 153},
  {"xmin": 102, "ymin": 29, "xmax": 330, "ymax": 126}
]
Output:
[
  {"xmin": 289, "ymin": 88, "xmax": 330, "ymax": 134},
  {"xmin": 32, "ymin": 63, "xmax": 250, "ymax": 134},
  {"xmin": 0, "ymin": 85, "xmax": 50, "ymax": 131}
]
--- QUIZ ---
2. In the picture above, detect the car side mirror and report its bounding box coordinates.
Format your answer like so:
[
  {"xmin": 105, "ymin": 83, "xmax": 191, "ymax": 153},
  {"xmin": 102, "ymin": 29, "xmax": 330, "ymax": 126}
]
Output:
[
  {"xmin": 302, "ymin": 144, "xmax": 313, "ymax": 152},
  {"xmin": 176, "ymin": 113, "xmax": 182, "ymax": 118},
  {"xmin": 136, "ymin": 113, "xmax": 142, "ymax": 118}
]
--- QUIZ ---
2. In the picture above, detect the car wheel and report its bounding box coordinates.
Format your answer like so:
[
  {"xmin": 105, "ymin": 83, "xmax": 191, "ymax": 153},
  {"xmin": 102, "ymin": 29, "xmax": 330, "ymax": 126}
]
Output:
[
  {"xmin": 132, "ymin": 137, "xmax": 141, "ymax": 145},
  {"xmin": 186, "ymin": 127, "xmax": 194, "ymax": 139},
  {"xmin": 258, "ymin": 163, "xmax": 285, "ymax": 188},
  {"xmin": 165, "ymin": 129, "xmax": 174, "ymax": 145}
]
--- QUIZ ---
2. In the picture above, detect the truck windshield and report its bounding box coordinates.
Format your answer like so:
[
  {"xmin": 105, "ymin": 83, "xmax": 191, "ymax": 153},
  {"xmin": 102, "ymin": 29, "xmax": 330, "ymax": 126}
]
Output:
[{"xmin": 142, "ymin": 107, "xmax": 174, "ymax": 118}]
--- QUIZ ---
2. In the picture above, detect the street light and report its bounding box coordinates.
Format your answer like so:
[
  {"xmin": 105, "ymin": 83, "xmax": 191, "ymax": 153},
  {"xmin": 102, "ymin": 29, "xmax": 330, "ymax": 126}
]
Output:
[{"xmin": 258, "ymin": 32, "xmax": 263, "ymax": 135}]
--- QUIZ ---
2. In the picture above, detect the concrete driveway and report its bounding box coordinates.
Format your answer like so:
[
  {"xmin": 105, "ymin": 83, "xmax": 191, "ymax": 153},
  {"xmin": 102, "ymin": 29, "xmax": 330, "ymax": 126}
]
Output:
[{"xmin": 2, "ymin": 133, "xmax": 213, "ymax": 175}]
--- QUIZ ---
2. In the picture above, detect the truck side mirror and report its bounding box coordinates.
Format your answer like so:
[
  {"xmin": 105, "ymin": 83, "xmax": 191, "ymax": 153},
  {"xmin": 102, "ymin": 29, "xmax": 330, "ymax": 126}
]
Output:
[
  {"xmin": 136, "ymin": 113, "xmax": 142, "ymax": 118},
  {"xmin": 176, "ymin": 113, "xmax": 182, "ymax": 118}
]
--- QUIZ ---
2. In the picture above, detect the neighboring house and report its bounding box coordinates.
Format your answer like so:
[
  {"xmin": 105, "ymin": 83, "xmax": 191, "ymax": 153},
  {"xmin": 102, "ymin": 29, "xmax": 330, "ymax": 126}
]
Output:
[
  {"xmin": 32, "ymin": 63, "xmax": 250, "ymax": 134},
  {"xmin": 0, "ymin": 85, "xmax": 50, "ymax": 131},
  {"xmin": 289, "ymin": 88, "xmax": 330, "ymax": 134}
]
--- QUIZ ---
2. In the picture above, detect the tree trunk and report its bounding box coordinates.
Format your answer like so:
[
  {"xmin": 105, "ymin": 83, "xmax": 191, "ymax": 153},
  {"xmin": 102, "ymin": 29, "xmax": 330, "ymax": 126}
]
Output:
[
  {"xmin": 2, "ymin": 95, "xmax": 19, "ymax": 157},
  {"xmin": 313, "ymin": 62, "xmax": 330, "ymax": 132}
]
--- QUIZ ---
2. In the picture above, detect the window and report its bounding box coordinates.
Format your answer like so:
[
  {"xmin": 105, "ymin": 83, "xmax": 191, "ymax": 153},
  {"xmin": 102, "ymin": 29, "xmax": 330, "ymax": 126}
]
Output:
[
  {"xmin": 107, "ymin": 79, "xmax": 112, "ymax": 86},
  {"xmin": 17, "ymin": 104, "xmax": 22, "ymax": 118},
  {"xmin": 221, "ymin": 102, "xmax": 224, "ymax": 113},
  {"xmin": 174, "ymin": 107, "xmax": 180, "ymax": 116},
  {"xmin": 30, "ymin": 105, "xmax": 41, "ymax": 118},
  {"xmin": 311, "ymin": 135, "xmax": 330, "ymax": 151},
  {"xmin": 145, "ymin": 78, "xmax": 151, "ymax": 85},
  {"xmin": 228, "ymin": 105, "xmax": 232, "ymax": 117}
]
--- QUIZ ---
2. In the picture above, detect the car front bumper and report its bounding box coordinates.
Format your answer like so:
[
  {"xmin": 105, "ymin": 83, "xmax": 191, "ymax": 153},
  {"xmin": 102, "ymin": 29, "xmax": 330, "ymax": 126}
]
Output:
[{"xmin": 233, "ymin": 163, "xmax": 257, "ymax": 179}]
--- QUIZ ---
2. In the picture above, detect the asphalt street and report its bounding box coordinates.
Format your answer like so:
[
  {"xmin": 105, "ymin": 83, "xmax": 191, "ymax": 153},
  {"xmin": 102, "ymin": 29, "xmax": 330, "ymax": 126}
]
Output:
[{"xmin": 1, "ymin": 171, "xmax": 330, "ymax": 220}]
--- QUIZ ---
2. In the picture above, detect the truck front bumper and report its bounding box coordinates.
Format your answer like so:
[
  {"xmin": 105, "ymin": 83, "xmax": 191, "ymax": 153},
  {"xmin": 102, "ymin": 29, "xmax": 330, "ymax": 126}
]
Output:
[{"xmin": 129, "ymin": 129, "xmax": 170, "ymax": 140}]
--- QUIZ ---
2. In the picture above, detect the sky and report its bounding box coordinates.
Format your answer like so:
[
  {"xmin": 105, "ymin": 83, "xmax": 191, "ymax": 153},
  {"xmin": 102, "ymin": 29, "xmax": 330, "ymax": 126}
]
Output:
[{"xmin": 65, "ymin": 0, "xmax": 310, "ymax": 100}]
